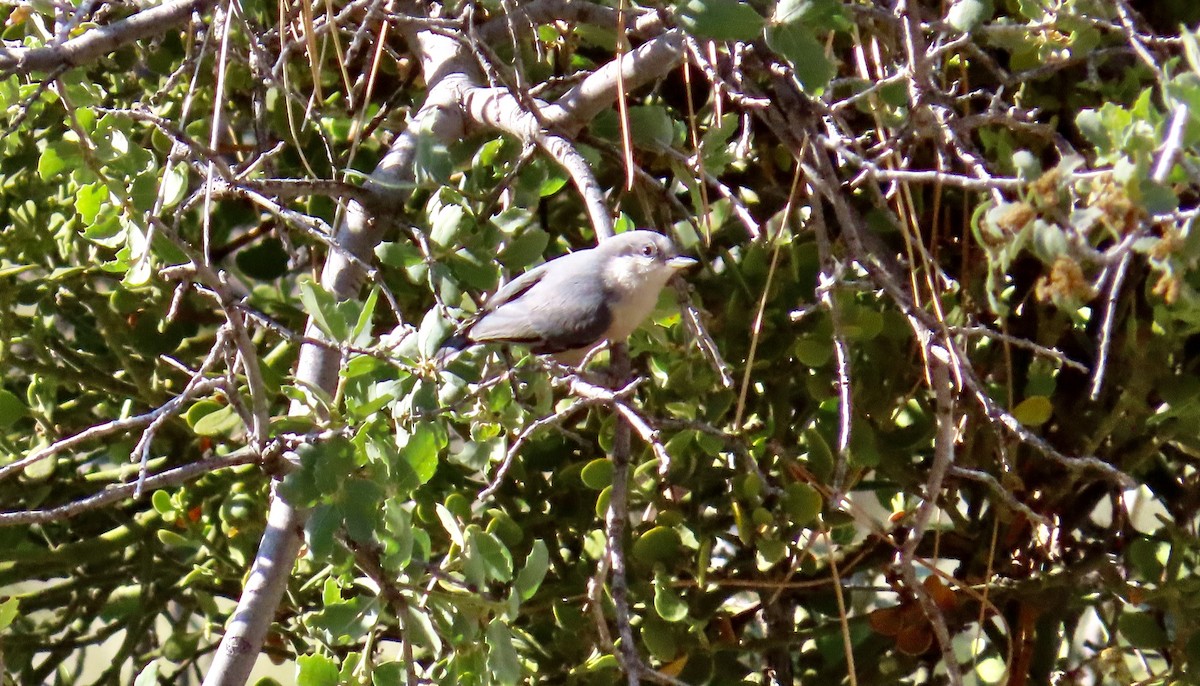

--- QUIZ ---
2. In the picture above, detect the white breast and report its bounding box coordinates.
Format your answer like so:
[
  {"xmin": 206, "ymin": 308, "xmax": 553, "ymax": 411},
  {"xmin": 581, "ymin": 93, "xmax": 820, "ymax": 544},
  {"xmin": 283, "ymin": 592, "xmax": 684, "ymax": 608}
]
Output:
[{"xmin": 603, "ymin": 268, "xmax": 674, "ymax": 342}]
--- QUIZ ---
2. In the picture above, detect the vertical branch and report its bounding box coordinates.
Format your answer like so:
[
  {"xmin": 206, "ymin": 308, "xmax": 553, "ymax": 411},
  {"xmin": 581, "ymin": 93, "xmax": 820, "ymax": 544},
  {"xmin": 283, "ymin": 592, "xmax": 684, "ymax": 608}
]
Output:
[
  {"xmin": 898, "ymin": 344, "xmax": 960, "ymax": 685},
  {"xmin": 823, "ymin": 528, "xmax": 858, "ymax": 686},
  {"xmin": 203, "ymin": 486, "xmax": 307, "ymax": 686},
  {"xmin": 807, "ymin": 189, "xmax": 853, "ymax": 496},
  {"xmin": 203, "ymin": 77, "xmax": 420, "ymax": 686},
  {"xmin": 614, "ymin": 0, "xmax": 634, "ymax": 190},
  {"xmin": 1090, "ymin": 104, "xmax": 1188, "ymax": 398},
  {"xmin": 605, "ymin": 342, "xmax": 640, "ymax": 686}
]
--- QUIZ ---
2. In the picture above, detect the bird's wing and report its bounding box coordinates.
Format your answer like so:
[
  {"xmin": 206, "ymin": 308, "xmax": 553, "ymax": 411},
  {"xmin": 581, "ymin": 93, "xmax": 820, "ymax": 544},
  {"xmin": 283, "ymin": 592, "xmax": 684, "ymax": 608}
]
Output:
[
  {"xmin": 479, "ymin": 261, "xmax": 552, "ymax": 313},
  {"xmin": 466, "ymin": 256, "xmax": 612, "ymax": 352},
  {"xmin": 449, "ymin": 263, "xmax": 551, "ymax": 346},
  {"xmin": 525, "ymin": 288, "xmax": 612, "ymax": 354}
]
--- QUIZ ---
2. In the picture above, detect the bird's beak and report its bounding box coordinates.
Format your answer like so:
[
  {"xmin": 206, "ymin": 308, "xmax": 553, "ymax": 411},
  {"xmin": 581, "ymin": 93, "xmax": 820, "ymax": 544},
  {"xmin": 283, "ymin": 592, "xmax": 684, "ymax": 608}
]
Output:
[{"xmin": 666, "ymin": 255, "xmax": 697, "ymax": 270}]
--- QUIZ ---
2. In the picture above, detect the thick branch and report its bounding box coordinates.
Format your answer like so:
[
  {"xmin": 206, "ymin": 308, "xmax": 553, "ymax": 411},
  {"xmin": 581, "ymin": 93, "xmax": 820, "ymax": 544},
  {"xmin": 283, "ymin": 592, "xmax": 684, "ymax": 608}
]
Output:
[
  {"xmin": 545, "ymin": 30, "xmax": 685, "ymax": 131},
  {"xmin": 202, "ymin": 5, "xmax": 452, "ymax": 684},
  {"xmin": 0, "ymin": 0, "xmax": 212, "ymax": 75}
]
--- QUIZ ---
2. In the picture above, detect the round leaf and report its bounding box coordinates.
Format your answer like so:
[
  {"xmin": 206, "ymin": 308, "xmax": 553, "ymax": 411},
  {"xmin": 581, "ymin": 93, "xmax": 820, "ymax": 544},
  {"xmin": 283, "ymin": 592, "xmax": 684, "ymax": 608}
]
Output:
[
  {"xmin": 633, "ymin": 526, "xmax": 683, "ymax": 565},
  {"xmin": 678, "ymin": 0, "xmax": 766, "ymax": 41}
]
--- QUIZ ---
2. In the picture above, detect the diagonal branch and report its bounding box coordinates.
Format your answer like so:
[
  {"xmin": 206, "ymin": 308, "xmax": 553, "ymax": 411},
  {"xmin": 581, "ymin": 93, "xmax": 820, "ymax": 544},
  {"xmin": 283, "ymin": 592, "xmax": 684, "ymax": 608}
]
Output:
[
  {"xmin": 0, "ymin": 450, "xmax": 257, "ymax": 526},
  {"xmin": 0, "ymin": 0, "xmax": 213, "ymax": 75}
]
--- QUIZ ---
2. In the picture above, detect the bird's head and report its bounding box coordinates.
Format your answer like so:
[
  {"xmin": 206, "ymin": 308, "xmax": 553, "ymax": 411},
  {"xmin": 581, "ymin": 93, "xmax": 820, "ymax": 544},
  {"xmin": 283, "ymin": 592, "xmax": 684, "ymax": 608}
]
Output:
[{"xmin": 599, "ymin": 230, "xmax": 696, "ymax": 295}]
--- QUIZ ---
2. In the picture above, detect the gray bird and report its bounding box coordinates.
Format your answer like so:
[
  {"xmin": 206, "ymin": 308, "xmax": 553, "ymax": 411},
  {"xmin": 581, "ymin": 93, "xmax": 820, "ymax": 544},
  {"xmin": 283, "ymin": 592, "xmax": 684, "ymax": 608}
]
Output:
[{"xmin": 439, "ymin": 230, "xmax": 697, "ymax": 365}]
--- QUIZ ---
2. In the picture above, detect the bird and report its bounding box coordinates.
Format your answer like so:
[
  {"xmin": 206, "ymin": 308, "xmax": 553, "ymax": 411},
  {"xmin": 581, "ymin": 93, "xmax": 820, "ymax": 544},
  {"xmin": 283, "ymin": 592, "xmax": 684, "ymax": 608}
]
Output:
[{"xmin": 438, "ymin": 230, "xmax": 697, "ymax": 366}]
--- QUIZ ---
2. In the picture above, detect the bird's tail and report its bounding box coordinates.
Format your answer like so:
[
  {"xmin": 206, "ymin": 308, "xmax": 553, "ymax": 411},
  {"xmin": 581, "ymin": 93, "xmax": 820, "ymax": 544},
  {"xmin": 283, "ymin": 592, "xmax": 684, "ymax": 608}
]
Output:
[{"xmin": 433, "ymin": 333, "xmax": 472, "ymax": 368}]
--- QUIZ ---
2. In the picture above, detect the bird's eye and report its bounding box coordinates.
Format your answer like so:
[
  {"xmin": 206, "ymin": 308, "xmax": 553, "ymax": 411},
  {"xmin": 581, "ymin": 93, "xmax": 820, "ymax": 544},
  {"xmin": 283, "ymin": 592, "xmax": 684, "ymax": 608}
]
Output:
[{"xmin": 640, "ymin": 244, "xmax": 656, "ymax": 257}]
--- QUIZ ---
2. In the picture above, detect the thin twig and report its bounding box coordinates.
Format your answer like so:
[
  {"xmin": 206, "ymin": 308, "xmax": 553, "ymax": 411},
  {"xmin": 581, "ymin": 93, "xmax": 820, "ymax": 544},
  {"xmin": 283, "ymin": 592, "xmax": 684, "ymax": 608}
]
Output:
[
  {"xmin": 1090, "ymin": 104, "xmax": 1188, "ymax": 399},
  {"xmin": 0, "ymin": 450, "xmax": 258, "ymax": 526},
  {"xmin": 808, "ymin": 178, "xmax": 854, "ymax": 496},
  {"xmin": 605, "ymin": 343, "xmax": 640, "ymax": 686},
  {"xmin": 950, "ymin": 325, "xmax": 1088, "ymax": 373},
  {"xmin": 823, "ymin": 528, "xmax": 858, "ymax": 686},
  {"xmin": 897, "ymin": 344, "xmax": 961, "ymax": 685},
  {"xmin": 476, "ymin": 397, "xmax": 596, "ymax": 501}
]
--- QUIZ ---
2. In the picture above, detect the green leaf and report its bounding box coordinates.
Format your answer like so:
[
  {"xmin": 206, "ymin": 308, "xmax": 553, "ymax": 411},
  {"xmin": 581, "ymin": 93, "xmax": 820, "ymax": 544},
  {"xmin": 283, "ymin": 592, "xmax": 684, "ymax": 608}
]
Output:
[
  {"xmin": 351, "ymin": 287, "xmax": 379, "ymax": 345},
  {"xmin": 633, "ymin": 526, "xmax": 682, "ymax": 565},
  {"xmin": 342, "ymin": 478, "xmax": 385, "ymax": 542},
  {"xmin": 1118, "ymin": 611, "xmax": 1167, "ymax": 649},
  {"xmin": 840, "ymin": 305, "xmax": 883, "ymax": 340},
  {"xmin": 595, "ymin": 485, "xmax": 612, "ymax": 519},
  {"xmin": 626, "ymin": 106, "xmax": 675, "ymax": 148},
  {"xmin": 38, "ymin": 141, "xmax": 82, "ymax": 180},
  {"xmin": 161, "ymin": 162, "xmax": 188, "ymax": 209},
  {"xmin": 758, "ymin": 537, "xmax": 787, "ymax": 564},
  {"xmin": 677, "ymin": 0, "xmax": 765, "ymax": 41},
  {"xmin": 1127, "ymin": 537, "xmax": 1164, "ymax": 581},
  {"xmin": 431, "ymin": 203, "xmax": 467, "ymax": 248},
  {"xmin": 1075, "ymin": 109, "xmax": 1111, "ymax": 152},
  {"xmin": 515, "ymin": 540, "xmax": 550, "ymax": 601},
  {"xmin": 803, "ymin": 428, "xmax": 835, "ymax": 482},
  {"xmin": 653, "ymin": 570, "xmax": 689, "ymax": 622},
  {"xmin": 773, "ymin": 0, "xmax": 843, "ymax": 25},
  {"xmin": 946, "ymin": 0, "xmax": 993, "ymax": 32},
  {"xmin": 640, "ymin": 614, "xmax": 678, "ymax": 661},
  {"xmin": 191, "ymin": 405, "xmax": 241, "ymax": 437},
  {"xmin": 382, "ymin": 504, "xmax": 415, "ymax": 568},
  {"xmin": 794, "ymin": 335, "xmax": 832, "ymax": 367},
  {"xmin": 185, "ymin": 400, "xmax": 223, "ymax": 428},
  {"xmin": 405, "ymin": 606, "xmax": 443, "ymax": 655},
  {"xmin": 298, "ymin": 278, "xmax": 350, "ymax": 341},
  {"xmin": 581, "ymin": 458, "xmax": 614, "ymax": 490},
  {"xmin": 0, "ymin": 597, "xmax": 19, "ymax": 630},
  {"xmin": 414, "ymin": 135, "xmax": 454, "ymax": 186},
  {"xmin": 436, "ymin": 503, "xmax": 464, "ymax": 549},
  {"xmin": 372, "ymin": 662, "xmax": 407, "ymax": 686},
  {"xmin": 1012, "ymin": 396, "xmax": 1053, "ymax": 427},
  {"xmin": 401, "ymin": 423, "xmax": 440, "ymax": 485},
  {"xmin": 538, "ymin": 169, "xmax": 568, "ymax": 197},
  {"xmin": 151, "ymin": 490, "xmax": 175, "ymax": 515},
  {"xmin": 0, "ymin": 389, "xmax": 27, "ymax": 429},
  {"xmin": 280, "ymin": 439, "xmax": 355, "ymax": 507},
  {"xmin": 375, "ymin": 241, "xmax": 422, "ymax": 270},
  {"xmin": 129, "ymin": 171, "xmax": 159, "ymax": 214},
  {"xmin": 305, "ymin": 503, "xmax": 341, "ymax": 559},
  {"xmin": 1015, "ymin": 0, "xmax": 1045, "ymax": 20},
  {"xmin": 417, "ymin": 308, "xmax": 452, "ymax": 359},
  {"xmin": 1183, "ymin": 28, "xmax": 1200, "ymax": 76},
  {"xmin": 783, "ymin": 482, "xmax": 822, "ymax": 526},
  {"xmin": 1140, "ymin": 180, "xmax": 1179, "ymax": 214},
  {"xmin": 470, "ymin": 527, "xmax": 514, "ymax": 582},
  {"xmin": 157, "ymin": 530, "xmax": 197, "ymax": 548},
  {"xmin": 296, "ymin": 653, "xmax": 340, "ymax": 686},
  {"xmin": 486, "ymin": 619, "xmax": 523, "ymax": 685},
  {"xmin": 75, "ymin": 183, "xmax": 108, "ymax": 224},
  {"xmin": 500, "ymin": 229, "xmax": 550, "ymax": 270},
  {"xmin": 766, "ymin": 23, "xmax": 835, "ymax": 93},
  {"xmin": 310, "ymin": 597, "xmax": 379, "ymax": 646}
]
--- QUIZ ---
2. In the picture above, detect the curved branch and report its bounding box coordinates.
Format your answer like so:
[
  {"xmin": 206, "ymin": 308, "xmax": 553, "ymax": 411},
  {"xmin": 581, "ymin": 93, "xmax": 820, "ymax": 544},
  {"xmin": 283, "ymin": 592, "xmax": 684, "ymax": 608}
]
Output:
[
  {"xmin": 475, "ymin": 0, "xmax": 663, "ymax": 44},
  {"xmin": 545, "ymin": 30, "xmax": 685, "ymax": 131},
  {"xmin": 202, "ymin": 7, "xmax": 455, "ymax": 685},
  {"xmin": 204, "ymin": 0, "xmax": 688, "ymax": 679},
  {"xmin": 0, "ymin": 0, "xmax": 213, "ymax": 75},
  {"xmin": 462, "ymin": 85, "xmax": 615, "ymax": 238}
]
